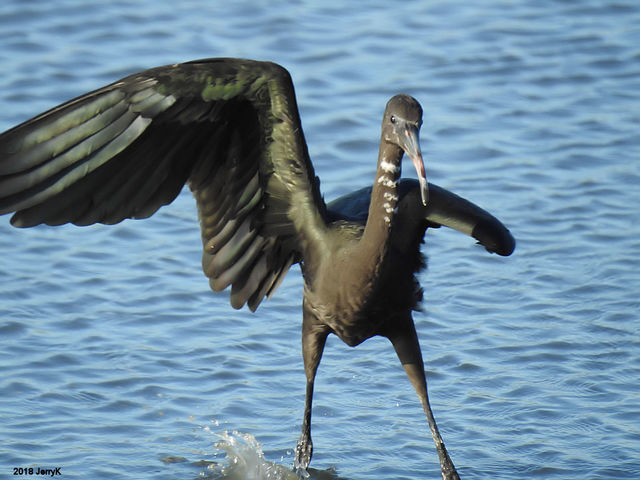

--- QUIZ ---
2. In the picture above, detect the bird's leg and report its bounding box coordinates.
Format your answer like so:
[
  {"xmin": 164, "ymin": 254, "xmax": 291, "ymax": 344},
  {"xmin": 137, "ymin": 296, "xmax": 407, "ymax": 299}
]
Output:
[
  {"xmin": 294, "ymin": 311, "xmax": 329, "ymax": 473},
  {"xmin": 384, "ymin": 317, "xmax": 461, "ymax": 480}
]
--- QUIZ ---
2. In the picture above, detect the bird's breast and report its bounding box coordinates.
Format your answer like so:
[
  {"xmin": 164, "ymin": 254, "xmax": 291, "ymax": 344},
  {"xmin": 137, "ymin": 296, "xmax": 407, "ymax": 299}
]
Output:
[{"xmin": 301, "ymin": 230, "xmax": 423, "ymax": 347}]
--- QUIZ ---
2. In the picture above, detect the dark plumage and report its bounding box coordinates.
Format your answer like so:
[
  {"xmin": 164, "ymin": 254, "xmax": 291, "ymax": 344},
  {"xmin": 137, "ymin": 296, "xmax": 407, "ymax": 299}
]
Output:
[{"xmin": 0, "ymin": 58, "xmax": 514, "ymax": 479}]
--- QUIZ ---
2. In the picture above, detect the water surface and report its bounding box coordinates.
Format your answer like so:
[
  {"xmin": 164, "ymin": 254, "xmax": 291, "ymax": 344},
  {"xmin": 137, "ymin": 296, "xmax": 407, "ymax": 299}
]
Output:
[{"xmin": 1, "ymin": 1, "xmax": 639, "ymax": 479}]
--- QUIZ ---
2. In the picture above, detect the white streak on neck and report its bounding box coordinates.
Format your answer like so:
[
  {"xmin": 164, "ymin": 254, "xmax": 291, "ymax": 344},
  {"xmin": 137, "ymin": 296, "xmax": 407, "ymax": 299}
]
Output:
[
  {"xmin": 380, "ymin": 159, "xmax": 399, "ymax": 174},
  {"xmin": 377, "ymin": 175, "xmax": 397, "ymax": 188},
  {"xmin": 383, "ymin": 191, "xmax": 398, "ymax": 202}
]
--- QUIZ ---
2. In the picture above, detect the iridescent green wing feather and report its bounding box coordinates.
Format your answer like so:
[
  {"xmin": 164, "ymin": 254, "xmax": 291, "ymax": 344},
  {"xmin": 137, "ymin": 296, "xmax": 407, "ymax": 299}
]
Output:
[{"xmin": 0, "ymin": 58, "xmax": 328, "ymax": 310}]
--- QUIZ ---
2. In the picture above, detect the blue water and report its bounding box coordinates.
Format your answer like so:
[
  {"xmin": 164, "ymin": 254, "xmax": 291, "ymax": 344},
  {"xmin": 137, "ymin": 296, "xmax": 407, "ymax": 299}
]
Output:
[{"xmin": 1, "ymin": 1, "xmax": 639, "ymax": 479}]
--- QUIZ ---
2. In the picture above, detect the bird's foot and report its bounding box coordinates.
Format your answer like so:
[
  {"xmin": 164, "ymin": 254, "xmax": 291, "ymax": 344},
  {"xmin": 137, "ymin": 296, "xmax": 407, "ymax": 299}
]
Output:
[{"xmin": 294, "ymin": 435, "xmax": 313, "ymax": 475}]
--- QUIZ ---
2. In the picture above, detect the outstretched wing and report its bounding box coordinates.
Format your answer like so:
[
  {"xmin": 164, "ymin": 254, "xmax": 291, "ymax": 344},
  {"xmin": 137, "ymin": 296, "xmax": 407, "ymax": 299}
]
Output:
[
  {"xmin": 327, "ymin": 179, "xmax": 515, "ymax": 256},
  {"xmin": 0, "ymin": 58, "xmax": 328, "ymax": 310}
]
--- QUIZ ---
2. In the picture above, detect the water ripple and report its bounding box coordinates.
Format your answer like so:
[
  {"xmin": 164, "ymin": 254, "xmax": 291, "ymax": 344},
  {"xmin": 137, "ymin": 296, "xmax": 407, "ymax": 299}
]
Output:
[{"xmin": 1, "ymin": 0, "xmax": 640, "ymax": 479}]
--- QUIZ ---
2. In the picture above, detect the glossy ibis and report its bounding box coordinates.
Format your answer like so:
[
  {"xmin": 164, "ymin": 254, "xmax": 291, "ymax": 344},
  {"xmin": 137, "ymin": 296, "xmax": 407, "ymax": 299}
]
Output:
[{"xmin": 0, "ymin": 58, "xmax": 514, "ymax": 479}]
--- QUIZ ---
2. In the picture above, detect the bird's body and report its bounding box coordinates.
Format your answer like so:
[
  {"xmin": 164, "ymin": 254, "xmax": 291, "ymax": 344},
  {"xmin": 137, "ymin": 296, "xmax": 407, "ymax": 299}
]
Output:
[
  {"xmin": 313, "ymin": 187, "xmax": 425, "ymax": 347},
  {"xmin": 0, "ymin": 58, "xmax": 514, "ymax": 480}
]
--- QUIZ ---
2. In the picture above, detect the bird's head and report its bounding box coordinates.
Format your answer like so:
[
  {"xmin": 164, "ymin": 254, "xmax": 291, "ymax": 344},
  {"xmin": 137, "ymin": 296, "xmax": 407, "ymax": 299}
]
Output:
[{"xmin": 382, "ymin": 94, "xmax": 428, "ymax": 205}]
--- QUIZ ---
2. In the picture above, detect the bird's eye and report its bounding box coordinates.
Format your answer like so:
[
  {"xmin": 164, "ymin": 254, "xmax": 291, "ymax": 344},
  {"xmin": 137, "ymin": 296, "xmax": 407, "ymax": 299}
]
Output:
[{"xmin": 390, "ymin": 115, "xmax": 396, "ymax": 124}]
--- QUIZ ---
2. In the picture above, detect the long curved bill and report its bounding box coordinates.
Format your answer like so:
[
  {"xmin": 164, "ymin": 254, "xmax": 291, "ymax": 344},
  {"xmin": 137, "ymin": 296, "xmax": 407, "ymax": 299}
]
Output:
[{"xmin": 402, "ymin": 125, "xmax": 428, "ymax": 205}]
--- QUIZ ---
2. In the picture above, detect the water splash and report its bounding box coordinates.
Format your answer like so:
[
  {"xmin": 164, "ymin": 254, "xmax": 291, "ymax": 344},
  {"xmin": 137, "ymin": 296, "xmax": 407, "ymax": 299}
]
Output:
[
  {"xmin": 207, "ymin": 430, "xmax": 343, "ymax": 480},
  {"xmin": 212, "ymin": 430, "xmax": 299, "ymax": 480}
]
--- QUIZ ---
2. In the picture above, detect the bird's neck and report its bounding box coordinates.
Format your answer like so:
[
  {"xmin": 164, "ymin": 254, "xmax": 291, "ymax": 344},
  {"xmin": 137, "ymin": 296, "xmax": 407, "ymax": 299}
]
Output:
[{"xmin": 360, "ymin": 141, "xmax": 402, "ymax": 256}]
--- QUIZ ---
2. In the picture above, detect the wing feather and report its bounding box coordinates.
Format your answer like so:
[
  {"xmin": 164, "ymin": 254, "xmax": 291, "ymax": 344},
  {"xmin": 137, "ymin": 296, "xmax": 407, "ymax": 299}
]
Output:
[
  {"xmin": 0, "ymin": 58, "xmax": 327, "ymax": 310},
  {"xmin": 327, "ymin": 179, "xmax": 515, "ymax": 256}
]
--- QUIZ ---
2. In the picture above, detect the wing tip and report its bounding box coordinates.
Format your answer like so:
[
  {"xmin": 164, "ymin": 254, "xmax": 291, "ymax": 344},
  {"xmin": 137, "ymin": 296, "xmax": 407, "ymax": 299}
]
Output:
[{"xmin": 472, "ymin": 219, "xmax": 516, "ymax": 256}]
